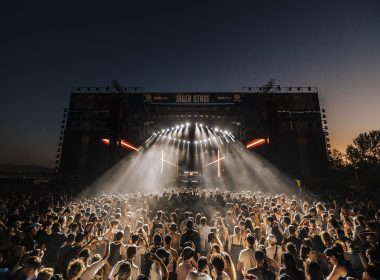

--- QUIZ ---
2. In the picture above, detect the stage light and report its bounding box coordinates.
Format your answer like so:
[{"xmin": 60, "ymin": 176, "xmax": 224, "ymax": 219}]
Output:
[
  {"xmin": 200, "ymin": 124, "xmax": 203, "ymax": 127},
  {"xmin": 163, "ymin": 136, "xmax": 166, "ymax": 138},
  {"xmin": 166, "ymin": 128, "xmax": 170, "ymax": 131},
  {"xmin": 246, "ymin": 138, "xmax": 266, "ymax": 149},
  {"xmin": 183, "ymin": 140, "xmax": 186, "ymax": 143},
  {"xmin": 224, "ymin": 130, "xmax": 228, "ymax": 134},
  {"xmin": 176, "ymin": 125, "xmax": 179, "ymax": 129},
  {"xmin": 186, "ymin": 122, "xmax": 190, "ymax": 126},
  {"xmin": 195, "ymin": 122, "xmax": 198, "ymax": 126},
  {"xmin": 161, "ymin": 129, "xmax": 165, "ymax": 133},
  {"xmin": 101, "ymin": 139, "xmax": 110, "ymax": 145},
  {"xmin": 187, "ymin": 141, "xmax": 190, "ymax": 144},
  {"xmin": 172, "ymin": 127, "xmax": 174, "ymax": 130},
  {"xmin": 168, "ymin": 136, "xmax": 171, "ymax": 140},
  {"xmin": 181, "ymin": 124, "xmax": 184, "ymax": 128},
  {"xmin": 101, "ymin": 138, "xmax": 139, "ymax": 151},
  {"xmin": 194, "ymin": 141, "xmax": 198, "ymax": 144},
  {"xmin": 215, "ymin": 127, "xmax": 219, "ymax": 132},
  {"xmin": 120, "ymin": 140, "xmax": 140, "ymax": 151}
]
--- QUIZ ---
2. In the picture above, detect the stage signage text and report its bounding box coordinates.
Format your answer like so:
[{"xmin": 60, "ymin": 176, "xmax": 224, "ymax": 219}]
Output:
[{"xmin": 176, "ymin": 94, "xmax": 210, "ymax": 103}]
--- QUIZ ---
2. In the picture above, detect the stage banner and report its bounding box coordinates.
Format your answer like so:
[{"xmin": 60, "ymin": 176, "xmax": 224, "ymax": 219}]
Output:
[{"xmin": 143, "ymin": 93, "xmax": 242, "ymax": 104}]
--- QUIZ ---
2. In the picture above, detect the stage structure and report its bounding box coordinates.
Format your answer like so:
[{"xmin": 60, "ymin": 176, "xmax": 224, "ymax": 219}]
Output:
[{"xmin": 57, "ymin": 80, "xmax": 329, "ymax": 184}]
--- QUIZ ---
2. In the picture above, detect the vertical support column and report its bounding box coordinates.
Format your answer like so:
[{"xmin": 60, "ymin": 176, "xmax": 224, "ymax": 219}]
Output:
[
  {"xmin": 177, "ymin": 156, "xmax": 179, "ymax": 177},
  {"xmin": 161, "ymin": 149, "xmax": 164, "ymax": 174}
]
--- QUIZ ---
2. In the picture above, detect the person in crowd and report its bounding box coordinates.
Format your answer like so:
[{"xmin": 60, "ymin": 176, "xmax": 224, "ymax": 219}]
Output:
[
  {"xmin": 107, "ymin": 231, "xmax": 125, "ymax": 272},
  {"xmin": 284, "ymin": 242, "xmax": 304, "ymax": 270},
  {"xmin": 163, "ymin": 234, "xmax": 178, "ymax": 280},
  {"xmin": 265, "ymin": 234, "xmax": 282, "ymax": 269},
  {"xmin": 180, "ymin": 220, "xmax": 201, "ymax": 255},
  {"xmin": 237, "ymin": 234, "xmax": 256, "ymax": 279},
  {"xmin": 221, "ymin": 251, "xmax": 236, "ymax": 280},
  {"xmin": 199, "ymin": 217, "xmax": 212, "ymax": 256},
  {"xmin": 80, "ymin": 239, "xmax": 110, "ymax": 280},
  {"xmin": 109, "ymin": 245, "xmax": 140, "ymax": 280},
  {"xmin": 324, "ymin": 248, "xmax": 354, "ymax": 280},
  {"xmin": 305, "ymin": 260, "xmax": 324, "ymax": 280},
  {"xmin": 177, "ymin": 247, "xmax": 196, "ymax": 280},
  {"xmin": 185, "ymin": 256, "xmax": 211, "ymax": 280},
  {"xmin": 246, "ymin": 250, "xmax": 275, "ymax": 280},
  {"xmin": 66, "ymin": 259, "xmax": 84, "ymax": 280},
  {"xmin": 229, "ymin": 226, "xmax": 244, "ymax": 265},
  {"xmin": 211, "ymin": 254, "xmax": 231, "ymax": 280},
  {"xmin": 130, "ymin": 232, "xmax": 148, "ymax": 270},
  {"xmin": 114, "ymin": 262, "xmax": 132, "ymax": 280},
  {"xmin": 279, "ymin": 252, "xmax": 305, "ymax": 280},
  {"xmin": 168, "ymin": 223, "xmax": 181, "ymax": 252},
  {"xmin": 35, "ymin": 267, "xmax": 54, "ymax": 280},
  {"xmin": 11, "ymin": 256, "xmax": 42, "ymax": 280},
  {"xmin": 149, "ymin": 249, "xmax": 169, "ymax": 280}
]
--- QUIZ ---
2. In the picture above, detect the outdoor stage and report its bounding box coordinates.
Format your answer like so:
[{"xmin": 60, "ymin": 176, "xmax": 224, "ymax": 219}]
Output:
[{"xmin": 57, "ymin": 80, "xmax": 329, "ymax": 185}]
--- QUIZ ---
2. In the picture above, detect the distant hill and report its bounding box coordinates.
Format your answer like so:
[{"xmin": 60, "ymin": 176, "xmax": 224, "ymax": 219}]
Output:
[{"xmin": 0, "ymin": 164, "xmax": 53, "ymax": 174}]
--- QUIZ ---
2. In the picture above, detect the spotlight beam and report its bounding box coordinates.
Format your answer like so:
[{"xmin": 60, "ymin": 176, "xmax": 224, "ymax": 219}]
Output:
[
  {"xmin": 203, "ymin": 156, "xmax": 225, "ymax": 168},
  {"xmin": 160, "ymin": 149, "xmax": 178, "ymax": 174},
  {"xmin": 162, "ymin": 159, "xmax": 177, "ymax": 167}
]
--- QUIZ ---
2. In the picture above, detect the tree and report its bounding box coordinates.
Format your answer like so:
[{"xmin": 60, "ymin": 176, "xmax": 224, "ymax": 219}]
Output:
[
  {"xmin": 328, "ymin": 149, "xmax": 346, "ymax": 171},
  {"xmin": 346, "ymin": 130, "xmax": 380, "ymax": 169}
]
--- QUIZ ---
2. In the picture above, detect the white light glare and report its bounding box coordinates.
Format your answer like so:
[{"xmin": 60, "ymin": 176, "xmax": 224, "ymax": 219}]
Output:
[
  {"xmin": 186, "ymin": 122, "xmax": 190, "ymax": 126},
  {"xmin": 215, "ymin": 127, "xmax": 219, "ymax": 132}
]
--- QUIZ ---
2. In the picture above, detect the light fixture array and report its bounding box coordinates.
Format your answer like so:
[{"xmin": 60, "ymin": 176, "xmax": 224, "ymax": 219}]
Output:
[{"xmin": 150, "ymin": 122, "xmax": 235, "ymax": 145}]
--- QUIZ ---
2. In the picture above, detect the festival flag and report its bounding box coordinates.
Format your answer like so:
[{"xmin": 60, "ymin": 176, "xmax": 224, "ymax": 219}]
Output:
[{"xmin": 295, "ymin": 179, "xmax": 301, "ymax": 189}]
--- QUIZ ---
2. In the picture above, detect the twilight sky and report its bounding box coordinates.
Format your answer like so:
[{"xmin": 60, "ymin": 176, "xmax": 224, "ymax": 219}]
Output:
[{"xmin": 0, "ymin": 0, "xmax": 379, "ymax": 167}]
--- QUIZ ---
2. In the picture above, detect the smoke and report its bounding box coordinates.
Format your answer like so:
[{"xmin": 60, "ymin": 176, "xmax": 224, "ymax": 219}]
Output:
[{"xmin": 88, "ymin": 124, "xmax": 297, "ymax": 196}]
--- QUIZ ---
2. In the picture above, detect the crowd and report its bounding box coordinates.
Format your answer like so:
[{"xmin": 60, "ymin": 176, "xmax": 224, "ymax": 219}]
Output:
[{"xmin": 0, "ymin": 186, "xmax": 379, "ymax": 280}]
